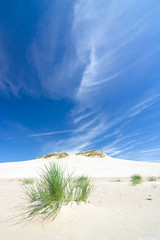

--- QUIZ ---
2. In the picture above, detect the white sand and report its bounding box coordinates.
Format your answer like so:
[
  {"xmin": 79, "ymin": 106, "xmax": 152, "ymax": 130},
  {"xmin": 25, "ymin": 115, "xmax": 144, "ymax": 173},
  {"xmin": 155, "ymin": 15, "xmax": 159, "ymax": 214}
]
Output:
[
  {"xmin": 0, "ymin": 155, "xmax": 160, "ymax": 240},
  {"xmin": 0, "ymin": 154, "xmax": 160, "ymax": 178}
]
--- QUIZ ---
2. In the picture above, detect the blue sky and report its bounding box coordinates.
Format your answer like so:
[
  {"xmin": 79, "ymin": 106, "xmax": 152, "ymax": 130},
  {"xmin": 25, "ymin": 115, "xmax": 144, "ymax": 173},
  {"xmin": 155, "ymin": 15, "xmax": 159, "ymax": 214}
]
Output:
[{"xmin": 0, "ymin": 0, "xmax": 160, "ymax": 163}]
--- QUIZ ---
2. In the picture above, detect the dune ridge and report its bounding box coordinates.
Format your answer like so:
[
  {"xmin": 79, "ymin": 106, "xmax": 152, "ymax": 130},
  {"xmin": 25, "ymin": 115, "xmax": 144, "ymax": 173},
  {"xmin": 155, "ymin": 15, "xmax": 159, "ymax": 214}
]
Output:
[{"xmin": 0, "ymin": 154, "xmax": 160, "ymax": 179}]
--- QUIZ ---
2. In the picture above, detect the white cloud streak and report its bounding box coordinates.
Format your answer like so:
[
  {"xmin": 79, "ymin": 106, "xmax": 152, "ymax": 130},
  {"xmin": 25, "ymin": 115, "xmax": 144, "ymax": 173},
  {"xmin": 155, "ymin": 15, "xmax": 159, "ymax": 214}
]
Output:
[
  {"xmin": 72, "ymin": 0, "xmax": 148, "ymax": 100},
  {"xmin": 141, "ymin": 148, "xmax": 160, "ymax": 153},
  {"xmin": 129, "ymin": 94, "xmax": 160, "ymax": 117},
  {"xmin": 73, "ymin": 111, "xmax": 95, "ymax": 124},
  {"xmin": 0, "ymin": 34, "xmax": 13, "ymax": 95},
  {"xmin": 28, "ymin": 129, "xmax": 75, "ymax": 137},
  {"xmin": 0, "ymin": 32, "xmax": 32, "ymax": 96}
]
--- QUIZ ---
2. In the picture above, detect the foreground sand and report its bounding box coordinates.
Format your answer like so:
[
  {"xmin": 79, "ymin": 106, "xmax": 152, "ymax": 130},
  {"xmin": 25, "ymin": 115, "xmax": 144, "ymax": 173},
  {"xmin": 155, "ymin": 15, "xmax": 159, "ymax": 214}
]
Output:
[{"xmin": 0, "ymin": 155, "xmax": 160, "ymax": 240}]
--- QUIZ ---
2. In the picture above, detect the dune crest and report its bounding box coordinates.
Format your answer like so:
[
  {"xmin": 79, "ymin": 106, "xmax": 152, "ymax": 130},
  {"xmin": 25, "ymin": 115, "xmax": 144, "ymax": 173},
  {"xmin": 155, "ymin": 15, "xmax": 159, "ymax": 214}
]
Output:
[{"xmin": 76, "ymin": 150, "xmax": 106, "ymax": 157}]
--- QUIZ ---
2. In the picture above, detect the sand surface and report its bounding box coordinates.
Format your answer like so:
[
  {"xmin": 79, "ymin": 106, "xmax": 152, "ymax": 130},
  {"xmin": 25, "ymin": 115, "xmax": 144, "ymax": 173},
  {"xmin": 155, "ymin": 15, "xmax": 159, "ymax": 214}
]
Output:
[
  {"xmin": 0, "ymin": 154, "xmax": 160, "ymax": 178},
  {"xmin": 0, "ymin": 155, "xmax": 160, "ymax": 240}
]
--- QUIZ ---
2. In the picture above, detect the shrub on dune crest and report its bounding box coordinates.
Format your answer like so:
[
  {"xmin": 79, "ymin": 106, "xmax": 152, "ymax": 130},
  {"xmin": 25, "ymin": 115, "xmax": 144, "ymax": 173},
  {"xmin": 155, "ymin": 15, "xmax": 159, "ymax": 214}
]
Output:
[
  {"xmin": 44, "ymin": 152, "xmax": 69, "ymax": 159},
  {"xmin": 22, "ymin": 163, "xmax": 93, "ymax": 221},
  {"xmin": 34, "ymin": 152, "xmax": 69, "ymax": 160},
  {"xmin": 76, "ymin": 150, "xmax": 106, "ymax": 158}
]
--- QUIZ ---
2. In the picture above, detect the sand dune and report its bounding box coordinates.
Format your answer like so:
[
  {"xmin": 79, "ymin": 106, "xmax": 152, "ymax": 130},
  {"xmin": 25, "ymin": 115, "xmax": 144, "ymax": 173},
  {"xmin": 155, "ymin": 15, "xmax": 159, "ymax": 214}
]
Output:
[
  {"xmin": 0, "ymin": 154, "xmax": 160, "ymax": 178},
  {"xmin": 0, "ymin": 155, "xmax": 160, "ymax": 240}
]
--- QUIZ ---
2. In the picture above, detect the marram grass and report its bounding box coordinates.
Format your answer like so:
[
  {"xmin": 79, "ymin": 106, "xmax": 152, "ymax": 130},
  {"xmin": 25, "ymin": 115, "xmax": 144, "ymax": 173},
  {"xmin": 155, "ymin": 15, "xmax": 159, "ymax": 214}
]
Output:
[
  {"xmin": 74, "ymin": 176, "xmax": 93, "ymax": 202},
  {"xmin": 148, "ymin": 176, "xmax": 157, "ymax": 181},
  {"xmin": 22, "ymin": 163, "xmax": 93, "ymax": 221},
  {"xmin": 131, "ymin": 174, "xmax": 142, "ymax": 186},
  {"xmin": 20, "ymin": 178, "xmax": 34, "ymax": 185}
]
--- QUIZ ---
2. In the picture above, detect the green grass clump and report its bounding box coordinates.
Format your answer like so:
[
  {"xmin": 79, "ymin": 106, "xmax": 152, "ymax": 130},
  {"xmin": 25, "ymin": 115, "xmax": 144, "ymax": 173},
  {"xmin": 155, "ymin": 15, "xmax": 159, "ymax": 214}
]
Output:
[
  {"xmin": 22, "ymin": 163, "xmax": 93, "ymax": 221},
  {"xmin": 74, "ymin": 176, "xmax": 93, "ymax": 203},
  {"xmin": 21, "ymin": 178, "xmax": 34, "ymax": 185},
  {"xmin": 131, "ymin": 174, "xmax": 142, "ymax": 186},
  {"xmin": 111, "ymin": 179, "xmax": 121, "ymax": 182},
  {"xmin": 148, "ymin": 176, "xmax": 157, "ymax": 182}
]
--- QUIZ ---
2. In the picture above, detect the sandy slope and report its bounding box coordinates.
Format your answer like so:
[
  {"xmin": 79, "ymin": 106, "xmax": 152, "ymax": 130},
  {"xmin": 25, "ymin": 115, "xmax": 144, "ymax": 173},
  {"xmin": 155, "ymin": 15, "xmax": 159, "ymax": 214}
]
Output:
[
  {"xmin": 0, "ymin": 154, "xmax": 160, "ymax": 178},
  {"xmin": 0, "ymin": 155, "xmax": 160, "ymax": 240}
]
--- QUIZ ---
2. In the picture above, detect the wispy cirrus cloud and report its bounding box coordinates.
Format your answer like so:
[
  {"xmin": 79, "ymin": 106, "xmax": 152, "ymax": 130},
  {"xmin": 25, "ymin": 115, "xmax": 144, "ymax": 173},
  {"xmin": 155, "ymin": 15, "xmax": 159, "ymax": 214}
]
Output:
[
  {"xmin": 41, "ymin": 119, "xmax": 106, "ymax": 154},
  {"xmin": 141, "ymin": 148, "xmax": 160, "ymax": 154},
  {"xmin": 0, "ymin": 31, "xmax": 33, "ymax": 96},
  {"xmin": 119, "ymin": 145, "xmax": 160, "ymax": 162},
  {"xmin": 73, "ymin": 0, "xmax": 149, "ymax": 101},
  {"xmin": 129, "ymin": 94, "xmax": 160, "ymax": 117},
  {"xmin": 29, "ymin": 1, "xmax": 83, "ymax": 99},
  {"xmin": 28, "ymin": 112, "xmax": 101, "ymax": 138},
  {"xmin": 102, "ymin": 132, "xmax": 138, "ymax": 156},
  {"xmin": 73, "ymin": 110, "xmax": 95, "ymax": 124},
  {"xmin": 28, "ymin": 129, "xmax": 75, "ymax": 137},
  {"xmin": 34, "ymin": 90, "xmax": 160, "ymax": 158},
  {"xmin": 0, "ymin": 34, "xmax": 12, "ymax": 95},
  {"xmin": 27, "ymin": 0, "xmax": 156, "ymax": 103},
  {"xmin": 40, "ymin": 111, "xmax": 127, "ymax": 154}
]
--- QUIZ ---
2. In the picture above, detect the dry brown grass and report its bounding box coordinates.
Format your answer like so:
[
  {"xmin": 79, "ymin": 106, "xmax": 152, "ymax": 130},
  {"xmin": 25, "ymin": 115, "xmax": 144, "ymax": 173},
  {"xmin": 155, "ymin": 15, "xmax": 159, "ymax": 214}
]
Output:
[
  {"xmin": 76, "ymin": 150, "xmax": 106, "ymax": 158},
  {"xmin": 35, "ymin": 152, "xmax": 69, "ymax": 159}
]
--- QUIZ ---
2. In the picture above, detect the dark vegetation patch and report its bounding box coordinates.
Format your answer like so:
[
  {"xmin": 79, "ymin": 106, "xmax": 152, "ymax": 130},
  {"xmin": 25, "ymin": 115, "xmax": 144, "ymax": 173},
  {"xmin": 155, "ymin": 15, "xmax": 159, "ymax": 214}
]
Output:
[
  {"xmin": 76, "ymin": 150, "xmax": 106, "ymax": 158},
  {"xmin": 35, "ymin": 152, "xmax": 69, "ymax": 159}
]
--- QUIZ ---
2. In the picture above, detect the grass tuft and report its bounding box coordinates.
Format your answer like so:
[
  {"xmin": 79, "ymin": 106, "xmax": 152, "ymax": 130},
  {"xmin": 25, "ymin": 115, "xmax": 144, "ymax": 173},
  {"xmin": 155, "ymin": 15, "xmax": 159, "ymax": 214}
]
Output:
[
  {"xmin": 22, "ymin": 163, "xmax": 93, "ymax": 221},
  {"xmin": 131, "ymin": 174, "xmax": 142, "ymax": 186},
  {"xmin": 111, "ymin": 179, "xmax": 121, "ymax": 182},
  {"xmin": 74, "ymin": 176, "xmax": 93, "ymax": 203},
  {"xmin": 148, "ymin": 176, "xmax": 157, "ymax": 181},
  {"xmin": 20, "ymin": 178, "xmax": 34, "ymax": 185}
]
